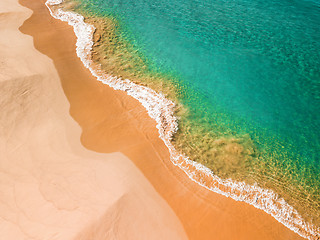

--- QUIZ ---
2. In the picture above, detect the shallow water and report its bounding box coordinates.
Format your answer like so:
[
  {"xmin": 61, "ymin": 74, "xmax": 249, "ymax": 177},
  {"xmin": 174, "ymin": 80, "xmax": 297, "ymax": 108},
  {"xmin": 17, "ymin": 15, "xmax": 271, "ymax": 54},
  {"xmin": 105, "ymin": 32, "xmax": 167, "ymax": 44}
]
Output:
[{"xmin": 72, "ymin": 0, "xmax": 320, "ymax": 224}]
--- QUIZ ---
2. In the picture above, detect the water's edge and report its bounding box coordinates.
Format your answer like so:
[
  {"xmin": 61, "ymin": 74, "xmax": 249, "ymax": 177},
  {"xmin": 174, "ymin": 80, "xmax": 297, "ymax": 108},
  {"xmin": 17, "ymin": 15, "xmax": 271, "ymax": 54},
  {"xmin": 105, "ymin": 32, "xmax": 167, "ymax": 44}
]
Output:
[{"xmin": 45, "ymin": 0, "xmax": 319, "ymax": 239}]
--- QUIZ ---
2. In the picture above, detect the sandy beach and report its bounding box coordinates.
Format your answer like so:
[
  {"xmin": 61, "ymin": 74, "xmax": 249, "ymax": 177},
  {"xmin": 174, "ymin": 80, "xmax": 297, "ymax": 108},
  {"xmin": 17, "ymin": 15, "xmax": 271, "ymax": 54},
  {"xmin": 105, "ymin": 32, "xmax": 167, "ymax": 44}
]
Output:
[
  {"xmin": 0, "ymin": 0, "xmax": 306, "ymax": 239},
  {"xmin": 0, "ymin": 0, "xmax": 188, "ymax": 239}
]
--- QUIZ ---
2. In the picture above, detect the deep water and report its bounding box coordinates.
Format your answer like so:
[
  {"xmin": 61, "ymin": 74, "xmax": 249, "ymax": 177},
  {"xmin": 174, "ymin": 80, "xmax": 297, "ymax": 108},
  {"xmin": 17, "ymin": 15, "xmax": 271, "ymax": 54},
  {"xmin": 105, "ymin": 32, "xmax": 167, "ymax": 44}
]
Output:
[{"xmin": 73, "ymin": 0, "xmax": 320, "ymax": 222}]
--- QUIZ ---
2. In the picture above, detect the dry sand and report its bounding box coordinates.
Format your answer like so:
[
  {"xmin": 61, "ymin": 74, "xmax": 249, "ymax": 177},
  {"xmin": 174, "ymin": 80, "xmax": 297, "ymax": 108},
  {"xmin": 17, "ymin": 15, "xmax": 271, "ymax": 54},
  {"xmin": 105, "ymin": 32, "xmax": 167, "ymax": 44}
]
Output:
[
  {"xmin": 0, "ymin": 0, "xmax": 306, "ymax": 239},
  {"xmin": 0, "ymin": 0, "xmax": 188, "ymax": 239}
]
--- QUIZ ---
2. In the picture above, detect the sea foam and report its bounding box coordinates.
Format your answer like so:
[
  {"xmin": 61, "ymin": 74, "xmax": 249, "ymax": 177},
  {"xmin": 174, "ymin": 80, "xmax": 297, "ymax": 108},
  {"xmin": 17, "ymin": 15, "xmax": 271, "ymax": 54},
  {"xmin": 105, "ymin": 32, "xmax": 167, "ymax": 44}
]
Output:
[{"xmin": 45, "ymin": 0, "xmax": 319, "ymax": 239}]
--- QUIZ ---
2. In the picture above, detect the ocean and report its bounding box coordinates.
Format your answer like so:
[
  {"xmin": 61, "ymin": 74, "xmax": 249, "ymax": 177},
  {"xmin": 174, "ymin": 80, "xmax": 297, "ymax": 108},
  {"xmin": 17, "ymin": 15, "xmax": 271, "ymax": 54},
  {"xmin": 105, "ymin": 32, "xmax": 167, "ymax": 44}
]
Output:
[{"xmin": 49, "ymin": 0, "xmax": 320, "ymax": 237}]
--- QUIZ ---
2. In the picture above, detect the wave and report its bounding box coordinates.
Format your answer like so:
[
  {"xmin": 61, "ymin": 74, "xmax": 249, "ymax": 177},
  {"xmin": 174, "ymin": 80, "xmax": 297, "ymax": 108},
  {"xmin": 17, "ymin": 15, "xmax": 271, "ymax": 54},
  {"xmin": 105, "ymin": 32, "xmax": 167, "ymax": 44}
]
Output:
[{"xmin": 45, "ymin": 0, "xmax": 319, "ymax": 239}]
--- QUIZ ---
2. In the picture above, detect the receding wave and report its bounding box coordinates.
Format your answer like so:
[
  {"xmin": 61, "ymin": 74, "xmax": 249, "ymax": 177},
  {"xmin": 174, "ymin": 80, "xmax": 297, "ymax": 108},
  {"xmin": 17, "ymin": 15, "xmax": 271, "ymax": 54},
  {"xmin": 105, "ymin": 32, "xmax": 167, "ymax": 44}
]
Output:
[{"xmin": 45, "ymin": 0, "xmax": 320, "ymax": 239}]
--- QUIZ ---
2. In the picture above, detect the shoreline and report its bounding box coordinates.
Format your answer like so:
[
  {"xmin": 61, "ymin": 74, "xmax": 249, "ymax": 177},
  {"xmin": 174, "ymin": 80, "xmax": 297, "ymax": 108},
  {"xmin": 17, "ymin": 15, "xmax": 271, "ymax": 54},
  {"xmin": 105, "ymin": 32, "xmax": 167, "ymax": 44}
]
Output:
[
  {"xmin": 45, "ymin": 0, "xmax": 319, "ymax": 239},
  {"xmin": 16, "ymin": 0, "xmax": 311, "ymax": 239}
]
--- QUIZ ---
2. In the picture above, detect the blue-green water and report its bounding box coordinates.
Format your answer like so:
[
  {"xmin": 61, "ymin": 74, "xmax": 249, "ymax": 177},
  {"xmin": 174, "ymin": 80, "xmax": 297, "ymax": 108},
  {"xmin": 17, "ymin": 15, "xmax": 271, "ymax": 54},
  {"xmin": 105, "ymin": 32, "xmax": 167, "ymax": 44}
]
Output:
[{"xmin": 73, "ymin": 0, "xmax": 320, "ymax": 221}]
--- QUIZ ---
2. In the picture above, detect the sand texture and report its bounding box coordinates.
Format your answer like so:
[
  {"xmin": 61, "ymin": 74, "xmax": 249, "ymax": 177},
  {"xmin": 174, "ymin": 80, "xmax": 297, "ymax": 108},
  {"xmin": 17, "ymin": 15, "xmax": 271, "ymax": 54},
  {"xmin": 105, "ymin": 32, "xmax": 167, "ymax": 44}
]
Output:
[
  {"xmin": 0, "ymin": 0, "xmax": 188, "ymax": 239},
  {"xmin": 0, "ymin": 0, "xmax": 307, "ymax": 239}
]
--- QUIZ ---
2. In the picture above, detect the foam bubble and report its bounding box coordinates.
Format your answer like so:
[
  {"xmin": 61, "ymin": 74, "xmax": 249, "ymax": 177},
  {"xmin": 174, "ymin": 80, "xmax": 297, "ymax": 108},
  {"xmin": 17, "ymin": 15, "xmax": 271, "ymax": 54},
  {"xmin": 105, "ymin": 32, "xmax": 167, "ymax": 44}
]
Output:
[{"xmin": 45, "ymin": 0, "xmax": 319, "ymax": 239}]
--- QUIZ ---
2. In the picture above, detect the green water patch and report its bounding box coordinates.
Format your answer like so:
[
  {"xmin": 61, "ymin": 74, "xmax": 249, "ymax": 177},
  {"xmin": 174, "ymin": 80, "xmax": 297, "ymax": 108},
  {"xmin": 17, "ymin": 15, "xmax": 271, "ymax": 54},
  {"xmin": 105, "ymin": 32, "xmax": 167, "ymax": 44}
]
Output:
[{"xmin": 63, "ymin": 0, "xmax": 320, "ymax": 225}]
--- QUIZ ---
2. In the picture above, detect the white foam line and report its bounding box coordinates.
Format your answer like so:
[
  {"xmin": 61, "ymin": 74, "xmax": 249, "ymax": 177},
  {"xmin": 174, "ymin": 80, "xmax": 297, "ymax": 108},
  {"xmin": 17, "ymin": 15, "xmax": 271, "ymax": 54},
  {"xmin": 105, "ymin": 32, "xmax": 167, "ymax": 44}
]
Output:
[{"xmin": 45, "ymin": 1, "xmax": 319, "ymax": 239}]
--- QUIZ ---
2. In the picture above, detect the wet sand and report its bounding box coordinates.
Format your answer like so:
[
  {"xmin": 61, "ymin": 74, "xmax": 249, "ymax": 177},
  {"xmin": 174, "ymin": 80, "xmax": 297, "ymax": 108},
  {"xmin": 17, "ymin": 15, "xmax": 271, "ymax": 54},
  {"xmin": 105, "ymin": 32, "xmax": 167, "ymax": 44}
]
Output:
[{"xmin": 2, "ymin": 0, "xmax": 306, "ymax": 239}]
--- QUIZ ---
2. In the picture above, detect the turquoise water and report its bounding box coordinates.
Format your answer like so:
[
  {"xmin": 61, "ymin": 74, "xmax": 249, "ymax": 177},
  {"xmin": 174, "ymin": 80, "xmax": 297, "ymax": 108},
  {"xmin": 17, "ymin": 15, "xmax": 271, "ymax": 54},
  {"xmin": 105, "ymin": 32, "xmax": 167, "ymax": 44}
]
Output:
[{"xmin": 75, "ymin": 0, "xmax": 320, "ymax": 215}]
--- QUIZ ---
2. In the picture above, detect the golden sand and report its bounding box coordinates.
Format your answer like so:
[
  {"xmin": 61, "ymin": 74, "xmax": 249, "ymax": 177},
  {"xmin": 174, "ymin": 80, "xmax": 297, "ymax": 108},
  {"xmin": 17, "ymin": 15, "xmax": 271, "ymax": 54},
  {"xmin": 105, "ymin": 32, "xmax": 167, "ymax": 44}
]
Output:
[{"xmin": 0, "ymin": 0, "xmax": 187, "ymax": 239}]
